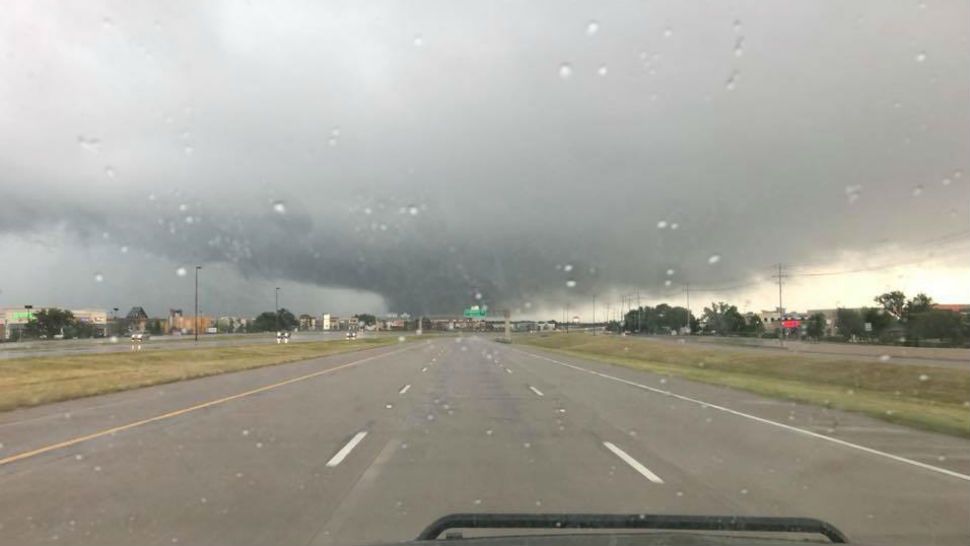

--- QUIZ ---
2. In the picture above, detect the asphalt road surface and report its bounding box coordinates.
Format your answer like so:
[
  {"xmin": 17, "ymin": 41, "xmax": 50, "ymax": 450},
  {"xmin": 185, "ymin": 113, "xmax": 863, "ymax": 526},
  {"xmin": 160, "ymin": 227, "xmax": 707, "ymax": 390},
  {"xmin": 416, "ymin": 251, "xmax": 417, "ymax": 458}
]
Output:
[
  {"xmin": 0, "ymin": 331, "xmax": 388, "ymax": 360},
  {"xmin": 1, "ymin": 337, "xmax": 968, "ymax": 546}
]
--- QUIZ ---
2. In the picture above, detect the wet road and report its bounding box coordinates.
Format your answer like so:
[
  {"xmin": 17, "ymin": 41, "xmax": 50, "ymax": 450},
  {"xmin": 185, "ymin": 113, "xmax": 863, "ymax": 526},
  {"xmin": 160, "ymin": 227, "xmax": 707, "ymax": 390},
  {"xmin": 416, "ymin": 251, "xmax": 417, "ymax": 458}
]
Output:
[{"xmin": 1, "ymin": 337, "xmax": 967, "ymax": 545}]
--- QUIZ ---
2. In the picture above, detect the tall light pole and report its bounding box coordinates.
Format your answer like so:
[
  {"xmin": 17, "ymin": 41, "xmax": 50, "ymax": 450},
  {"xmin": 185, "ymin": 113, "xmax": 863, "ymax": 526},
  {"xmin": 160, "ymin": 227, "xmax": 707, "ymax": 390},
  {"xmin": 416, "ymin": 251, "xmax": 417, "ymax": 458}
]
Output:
[
  {"xmin": 194, "ymin": 266, "xmax": 202, "ymax": 342},
  {"xmin": 684, "ymin": 283, "xmax": 691, "ymax": 335},
  {"xmin": 275, "ymin": 287, "xmax": 281, "ymax": 331},
  {"xmin": 22, "ymin": 304, "xmax": 33, "ymax": 341}
]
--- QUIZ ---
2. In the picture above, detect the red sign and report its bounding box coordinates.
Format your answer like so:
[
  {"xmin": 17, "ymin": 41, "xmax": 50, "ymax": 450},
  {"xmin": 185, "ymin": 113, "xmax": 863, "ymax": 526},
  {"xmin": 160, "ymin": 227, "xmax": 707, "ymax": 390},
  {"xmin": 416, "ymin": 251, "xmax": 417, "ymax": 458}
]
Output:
[{"xmin": 781, "ymin": 319, "xmax": 800, "ymax": 328}]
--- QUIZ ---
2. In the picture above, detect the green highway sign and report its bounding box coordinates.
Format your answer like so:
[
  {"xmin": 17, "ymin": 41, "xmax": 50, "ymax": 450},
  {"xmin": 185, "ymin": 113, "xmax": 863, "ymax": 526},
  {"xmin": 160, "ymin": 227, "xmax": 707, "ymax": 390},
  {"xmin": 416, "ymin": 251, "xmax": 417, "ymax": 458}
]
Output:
[{"xmin": 463, "ymin": 305, "xmax": 487, "ymax": 318}]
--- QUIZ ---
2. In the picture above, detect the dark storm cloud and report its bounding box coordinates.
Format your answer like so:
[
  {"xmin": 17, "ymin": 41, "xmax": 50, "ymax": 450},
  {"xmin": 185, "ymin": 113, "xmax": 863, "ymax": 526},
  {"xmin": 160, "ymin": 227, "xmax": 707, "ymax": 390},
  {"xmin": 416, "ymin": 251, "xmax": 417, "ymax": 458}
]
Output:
[{"xmin": 1, "ymin": 1, "xmax": 968, "ymax": 314}]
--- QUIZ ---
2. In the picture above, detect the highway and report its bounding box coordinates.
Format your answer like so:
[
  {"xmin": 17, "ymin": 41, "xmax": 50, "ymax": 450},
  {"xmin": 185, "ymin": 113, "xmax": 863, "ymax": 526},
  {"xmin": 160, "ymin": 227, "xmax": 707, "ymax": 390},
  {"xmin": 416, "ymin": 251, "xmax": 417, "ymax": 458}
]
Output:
[
  {"xmin": 0, "ymin": 331, "xmax": 381, "ymax": 360},
  {"xmin": 0, "ymin": 337, "xmax": 967, "ymax": 545}
]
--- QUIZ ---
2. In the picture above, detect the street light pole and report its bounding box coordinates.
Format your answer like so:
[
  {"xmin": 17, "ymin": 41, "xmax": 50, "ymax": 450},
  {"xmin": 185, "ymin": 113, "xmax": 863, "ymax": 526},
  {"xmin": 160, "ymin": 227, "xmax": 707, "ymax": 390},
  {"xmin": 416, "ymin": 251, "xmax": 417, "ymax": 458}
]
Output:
[
  {"xmin": 275, "ymin": 287, "xmax": 281, "ymax": 331},
  {"xmin": 194, "ymin": 266, "xmax": 202, "ymax": 342},
  {"xmin": 23, "ymin": 304, "xmax": 33, "ymax": 341}
]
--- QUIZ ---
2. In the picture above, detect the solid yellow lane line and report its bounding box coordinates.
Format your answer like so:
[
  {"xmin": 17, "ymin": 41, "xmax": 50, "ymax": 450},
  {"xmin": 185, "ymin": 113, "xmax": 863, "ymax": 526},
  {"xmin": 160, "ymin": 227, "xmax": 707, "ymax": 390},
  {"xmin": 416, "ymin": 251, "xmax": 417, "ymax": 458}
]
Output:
[{"xmin": 0, "ymin": 345, "xmax": 411, "ymax": 467}]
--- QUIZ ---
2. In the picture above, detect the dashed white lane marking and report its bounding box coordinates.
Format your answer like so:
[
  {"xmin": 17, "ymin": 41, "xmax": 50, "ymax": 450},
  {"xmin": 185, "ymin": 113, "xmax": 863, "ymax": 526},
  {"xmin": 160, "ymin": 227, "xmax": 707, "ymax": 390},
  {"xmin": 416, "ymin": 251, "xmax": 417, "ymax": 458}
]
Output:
[
  {"xmin": 0, "ymin": 346, "xmax": 414, "ymax": 468},
  {"xmin": 528, "ymin": 386, "xmax": 544, "ymax": 397},
  {"xmin": 326, "ymin": 431, "xmax": 368, "ymax": 467},
  {"xmin": 516, "ymin": 349, "xmax": 970, "ymax": 483},
  {"xmin": 603, "ymin": 441, "xmax": 664, "ymax": 483},
  {"xmin": 399, "ymin": 384, "xmax": 411, "ymax": 395}
]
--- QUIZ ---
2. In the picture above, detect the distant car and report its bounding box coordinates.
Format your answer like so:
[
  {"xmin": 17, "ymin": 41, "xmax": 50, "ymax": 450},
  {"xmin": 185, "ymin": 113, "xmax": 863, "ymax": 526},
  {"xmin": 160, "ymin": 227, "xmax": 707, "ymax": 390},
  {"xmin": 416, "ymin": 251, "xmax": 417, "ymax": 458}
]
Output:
[
  {"xmin": 346, "ymin": 331, "xmax": 357, "ymax": 340},
  {"xmin": 130, "ymin": 332, "xmax": 150, "ymax": 342}
]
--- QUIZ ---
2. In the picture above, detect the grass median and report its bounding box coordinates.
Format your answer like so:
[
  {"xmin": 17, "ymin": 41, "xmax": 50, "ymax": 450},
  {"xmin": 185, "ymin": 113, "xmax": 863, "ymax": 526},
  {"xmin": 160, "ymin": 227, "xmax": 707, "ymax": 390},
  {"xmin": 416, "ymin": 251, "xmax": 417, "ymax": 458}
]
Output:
[
  {"xmin": 517, "ymin": 333, "xmax": 970, "ymax": 438},
  {"xmin": 0, "ymin": 337, "xmax": 398, "ymax": 412}
]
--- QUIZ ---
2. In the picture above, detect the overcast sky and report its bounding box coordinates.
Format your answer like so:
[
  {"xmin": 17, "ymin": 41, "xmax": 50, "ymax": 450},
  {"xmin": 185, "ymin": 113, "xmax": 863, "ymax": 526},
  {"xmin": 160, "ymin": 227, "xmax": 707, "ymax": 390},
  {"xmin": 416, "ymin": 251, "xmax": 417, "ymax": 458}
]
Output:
[{"xmin": 1, "ymin": 0, "xmax": 968, "ymax": 319}]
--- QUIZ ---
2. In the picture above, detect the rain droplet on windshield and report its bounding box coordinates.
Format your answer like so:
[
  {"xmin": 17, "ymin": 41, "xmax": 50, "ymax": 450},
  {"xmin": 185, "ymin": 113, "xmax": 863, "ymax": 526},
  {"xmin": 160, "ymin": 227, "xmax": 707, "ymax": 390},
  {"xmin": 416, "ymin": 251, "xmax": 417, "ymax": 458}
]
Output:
[
  {"xmin": 104, "ymin": 166, "xmax": 116, "ymax": 178},
  {"xmin": 563, "ymin": 264, "xmax": 573, "ymax": 272},
  {"xmin": 915, "ymin": 51, "xmax": 927, "ymax": 62},
  {"xmin": 663, "ymin": 26, "xmax": 673, "ymax": 38},
  {"xmin": 734, "ymin": 37, "xmax": 744, "ymax": 57},
  {"xmin": 474, "ymin": 291, "xmax": 483, "ymax": 300},
  {"xmin": 77, "ymin": 135, "xmax": 101, "ymax": 151},
  {"xmin": 559, "ymin": 63, "xmax": 573, "ymax": 79},
  {"xmin": 666, "ymin": 268, "xmax": 675, "ymax": 276},
  {"xmin": 941, "ymin": 178, "xmax": 951, "ymax": 186},
  {"xmin": 597, "ymin": 65, "xmax": 608, "ymax": 77},
  {"xmin": 413, "ymin": 34, "xmax": 423, "ymax": 47},
  {"xmin": 566, "ymin": 280, "xmax": 577, "ymax": 288},
  {"xmin": 707, "ymin": 254, "xmax": 721, "ymax": 264},
  {"xmin": 725, "ymin": 71, "xmax": 739, "ymax": 91},
  {"xmin": 918, "ymin": 374, "xmax": 929, "ymax": 381},
  {"xmin": 272, "ymin": 201, "xmax": 287, "ymax": 214},
  {"xmin": 176, "ymin": 267, "xmax": 188, "ymax": 277},
  {"xmin": 912, "ymin": 185, "xmax": 924, "ymax": 197},
  {"xmin": 407, "ymin": 205, "xmax": 420, "ymax": 216},
  {"xmin": 657, "ymin": 220, "xmax": 668, "ymax": 229},
  {"xmin": 94, "ymin": 273, "xmax": 104, "ymax": 283},
  {"xmin": 879, "ymin": 354, "xmax": 891, "ymax": 362},
  {"xmin": 845, "ymin": 184, "xmax": 863, "ymax": 204}
]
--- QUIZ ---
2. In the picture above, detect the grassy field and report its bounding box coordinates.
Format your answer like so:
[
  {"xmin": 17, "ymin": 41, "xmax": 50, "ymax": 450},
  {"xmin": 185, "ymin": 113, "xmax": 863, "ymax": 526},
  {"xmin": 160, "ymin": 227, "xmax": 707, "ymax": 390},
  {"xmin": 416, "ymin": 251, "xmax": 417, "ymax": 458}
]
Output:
[
  {"xmin": 0, "ymin": 337, "xmax": 398, "ymax": 412},
  {"xmin": 518, "ymin": 333, "xmax": 970, "ymax": 438}
]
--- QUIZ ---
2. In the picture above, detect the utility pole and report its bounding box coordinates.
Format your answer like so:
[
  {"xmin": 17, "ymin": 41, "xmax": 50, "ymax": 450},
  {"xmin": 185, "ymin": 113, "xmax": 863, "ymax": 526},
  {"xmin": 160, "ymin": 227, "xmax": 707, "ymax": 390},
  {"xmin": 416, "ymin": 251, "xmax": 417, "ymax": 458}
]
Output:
[
  {"xmin": 22, "ymin": 304, "xmax": 33, "ymax": 341},
  {"xmin": 592, "ymin": 295, "xmax": 596, "ymax": 327},
  {"xmin": 684, "ymin": 283, "xmax": 691, "ymax": 335},
  {"xmin": 275, "ymin": 287, "xmax": 281, "ymax": 331},
  {"xmin": 620, "ymin": 296, "xmax": 625, "ymax": 331},
  {"xmin": 194, "ymin": 266, "xmax": 202, "ymax": 342},
  {"xmin": 773, "ymin": 264, "xmax": 788, "ymax": 347},
  {"xmin": 565, "ymin": 302, "xmax": 570, "ymax": 334},
  {"xmin": 636, "ymin": 289, "xmax": 641, "ymax": 332}
]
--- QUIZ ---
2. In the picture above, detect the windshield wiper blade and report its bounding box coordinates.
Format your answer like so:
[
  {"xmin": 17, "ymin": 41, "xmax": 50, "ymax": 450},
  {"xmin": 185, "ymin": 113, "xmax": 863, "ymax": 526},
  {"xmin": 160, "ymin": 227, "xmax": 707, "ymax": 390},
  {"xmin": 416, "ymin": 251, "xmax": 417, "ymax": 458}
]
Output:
[{"xmin": 416, "ymin": 513, "xmax": 849, "ymax": 543}]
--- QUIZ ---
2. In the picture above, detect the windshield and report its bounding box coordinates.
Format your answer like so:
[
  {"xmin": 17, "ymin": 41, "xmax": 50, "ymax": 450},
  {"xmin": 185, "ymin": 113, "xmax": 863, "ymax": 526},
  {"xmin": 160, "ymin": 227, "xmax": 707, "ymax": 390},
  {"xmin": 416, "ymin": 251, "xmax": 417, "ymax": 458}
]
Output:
[{"xmin": 1, "ymin": 2, "xmax": 968, "ymax": 546}]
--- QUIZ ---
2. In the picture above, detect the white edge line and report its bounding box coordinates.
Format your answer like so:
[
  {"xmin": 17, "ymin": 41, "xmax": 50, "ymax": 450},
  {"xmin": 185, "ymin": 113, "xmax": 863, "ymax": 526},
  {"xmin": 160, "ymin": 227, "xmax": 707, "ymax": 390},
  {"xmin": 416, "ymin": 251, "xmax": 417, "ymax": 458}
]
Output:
[
  {"xmin": 399, "ymin": 384, "xmax": 411, "ymax": 395},
  {"xmin": 528, "ymin": 385, "xmax": 544, "ymax": 397},
  {"xmin": 603, "ymin": 441, "xmax": 664, "ymax": 483},
  {"xmin": 326, "ymin": 431, "xmax": 368, "ymax": 467},
  {"xmin": 515, "ymin": 348, "xmax": 970, "ymax": 483}
]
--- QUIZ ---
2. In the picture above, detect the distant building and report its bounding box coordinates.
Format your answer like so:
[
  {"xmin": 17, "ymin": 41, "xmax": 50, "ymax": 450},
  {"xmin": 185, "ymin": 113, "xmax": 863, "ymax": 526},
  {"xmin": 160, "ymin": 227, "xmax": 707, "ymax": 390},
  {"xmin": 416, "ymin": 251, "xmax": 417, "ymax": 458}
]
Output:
[
  {"xmin": 298, "ymin": 314, "xmax": 317, "ymax": 331},
  {"xmin": 216, "ymin": 316, "xmax": 247, "ymax": 333},
  {"xmin": 125, "ymin": 307, "xmax": 150, "ymax": 332},
  {"xmin": 167, "ymin": 309, "xmax": 212, "ymax": 334},
  {"xmin": 0, "ymin": 306, "xmax": 108, "ymax": 340},
  {"xmin": 322, "ymin": 314, "xmax": 333, "ymax": 331},
  {"xmin": 935, "ymin": 303, "xmax": 970, "ymax": 314},
  {"xmin": 72, "ymin": 308, "xmax": 109, "ymax": 336},
  {"xmin": 806, "ymin": 308, "xmax": 840, "ymax": 337}
]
